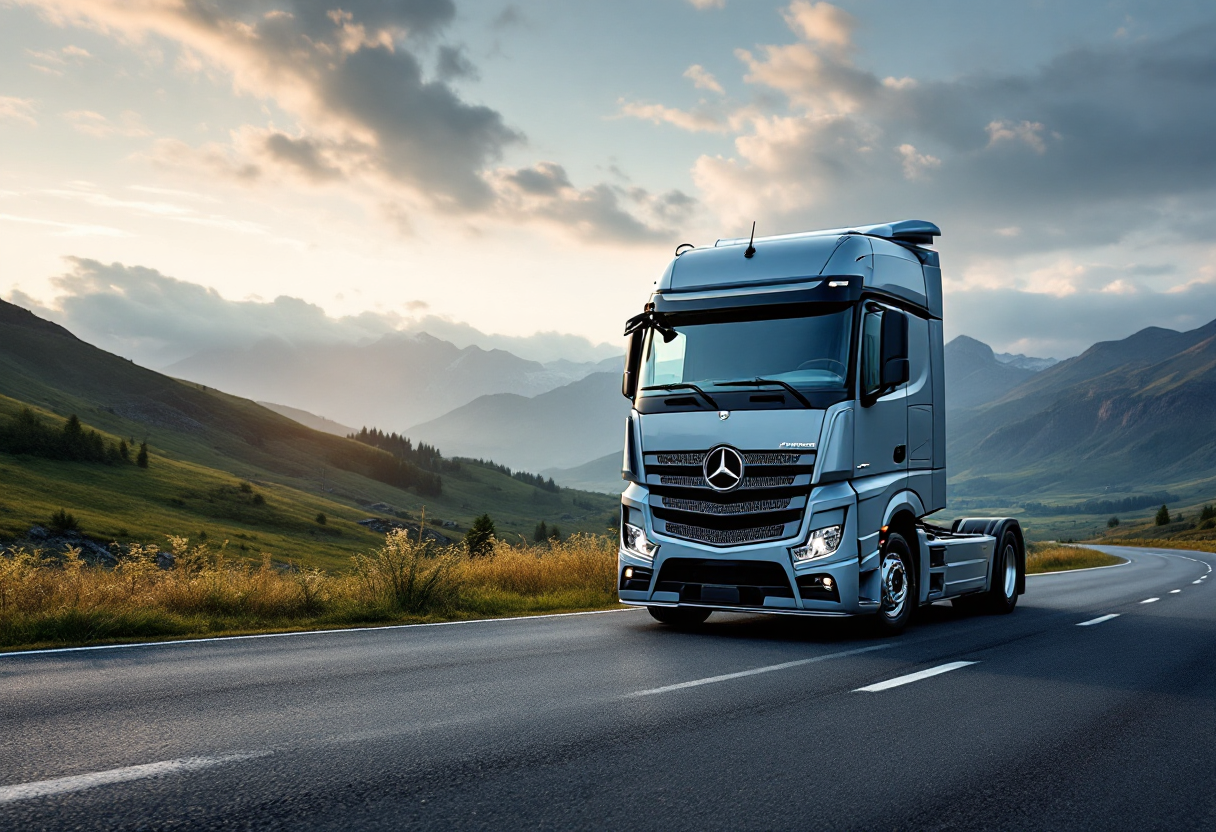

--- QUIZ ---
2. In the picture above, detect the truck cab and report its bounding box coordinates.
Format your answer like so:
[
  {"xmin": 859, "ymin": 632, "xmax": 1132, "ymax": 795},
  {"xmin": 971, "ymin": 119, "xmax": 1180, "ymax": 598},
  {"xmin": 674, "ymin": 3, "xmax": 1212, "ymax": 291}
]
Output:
[{"xmin": 618, "ymin": 220, "xmax": 1024, "ymax": 633}]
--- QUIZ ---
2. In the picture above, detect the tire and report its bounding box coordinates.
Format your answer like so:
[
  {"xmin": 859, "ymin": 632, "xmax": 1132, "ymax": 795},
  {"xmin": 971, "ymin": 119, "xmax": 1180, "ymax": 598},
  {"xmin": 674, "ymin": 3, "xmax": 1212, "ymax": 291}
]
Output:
[
  {"xmin": 872, "ymin": 532, "xmax": 915, "ymax": 636},
  {"xmin": 647, "ymin": 606, "xmax": 712, "ymax": 627},
  {"xmin": 953, "ymin": 529, "xmax": 1020, "ymax": 615}
]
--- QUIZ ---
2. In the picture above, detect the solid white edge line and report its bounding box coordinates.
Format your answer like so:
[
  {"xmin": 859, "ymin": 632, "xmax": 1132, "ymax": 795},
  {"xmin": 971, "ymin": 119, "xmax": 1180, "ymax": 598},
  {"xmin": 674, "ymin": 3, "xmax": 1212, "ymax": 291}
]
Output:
[
  {"xmin": 0, "ymin": 752, "xmax": 266, "ymax": 804},
  {"xmin": 854, "ymin": 661, "xmax": 977, "ymax": 693},
  {"xmin": 1026, "ymin": 560, "xmax": 1130, "ymax": 578},
  {"xmin": 0, "ymin": 607, "xmax": 641, "ymax": 659},
  {"xmin": 627, "ymin": 644, "xmax": 893, "ymax": 697},
  {"xmin": 1141, "ymin": 597, "xmax": 1160, "ymax": 604},
  {"xmin": 1077, "ymin": 614, "xmax": 1120, "ymax": 627}
]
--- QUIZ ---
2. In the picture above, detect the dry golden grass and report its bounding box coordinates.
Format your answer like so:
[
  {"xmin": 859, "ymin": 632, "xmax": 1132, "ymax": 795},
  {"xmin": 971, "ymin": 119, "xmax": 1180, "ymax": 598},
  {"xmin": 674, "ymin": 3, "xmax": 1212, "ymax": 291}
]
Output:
[
  {"xmin": 0, "ymin": 531, "xmax": 620, "ymax": 651},
  {"xmin": 1025, "ymin": 542, "xmax": 1124, "ymax": 574}
]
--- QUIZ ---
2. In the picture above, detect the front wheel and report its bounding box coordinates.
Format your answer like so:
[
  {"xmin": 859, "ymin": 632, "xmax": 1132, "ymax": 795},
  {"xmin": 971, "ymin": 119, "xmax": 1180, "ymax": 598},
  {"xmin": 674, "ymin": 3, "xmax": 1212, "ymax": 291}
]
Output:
[
  {"xmin": 872, "ymin": 532, "xmax": 915, "ymax": 636},
  {"xmin": 648, "ymin": 606, "xmax": 712, "ymax": 628}
]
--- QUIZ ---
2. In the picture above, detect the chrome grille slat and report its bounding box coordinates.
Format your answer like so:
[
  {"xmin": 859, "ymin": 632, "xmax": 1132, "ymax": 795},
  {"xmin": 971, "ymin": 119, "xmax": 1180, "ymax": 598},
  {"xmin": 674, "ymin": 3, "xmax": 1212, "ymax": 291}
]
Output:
[
  {"xmin": 661, "ymin": 497, "xmax": 792, "ymax": 515},
  {"xmin": 665, "ymin": 523, "xmax": 786, "ymax": 546}
]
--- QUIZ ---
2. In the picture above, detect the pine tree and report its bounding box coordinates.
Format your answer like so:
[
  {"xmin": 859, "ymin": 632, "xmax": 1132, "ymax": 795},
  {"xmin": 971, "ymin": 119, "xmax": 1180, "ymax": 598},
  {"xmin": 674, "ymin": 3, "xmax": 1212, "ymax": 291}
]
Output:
[
  {"xmin": 533, "ymin": 520, "xmax": 548, "ymax": 543},
  {"xmin": 465, "ymin": 514, "xmax": 496, "ymax": 556},
  {"xmin": 1155, "ymin": 504, "xmax": 1170, "ymax": 526},
  {"xmin": 549, "ymin": 525, "xmax": 562, "ymax": 542},
  {"xmin": 136, "ymin": 442, "xmax": 149, "ymax": 468},
  {"xmin": 119, "ymin": 439, "xmax": 130, "ymax": 462}
]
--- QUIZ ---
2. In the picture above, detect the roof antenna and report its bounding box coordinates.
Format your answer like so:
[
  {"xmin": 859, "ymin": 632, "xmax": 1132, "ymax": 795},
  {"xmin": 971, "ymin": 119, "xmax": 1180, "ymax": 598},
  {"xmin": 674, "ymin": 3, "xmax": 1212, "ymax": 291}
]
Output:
[{"xmin": 744, "ymin": 221, "xmax": 756, "ymax": 258}]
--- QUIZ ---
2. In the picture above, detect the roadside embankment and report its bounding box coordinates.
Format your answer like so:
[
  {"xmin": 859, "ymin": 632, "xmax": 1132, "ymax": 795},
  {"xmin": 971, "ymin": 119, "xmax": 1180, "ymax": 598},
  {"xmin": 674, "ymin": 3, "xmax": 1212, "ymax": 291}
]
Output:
[
  {"xmin": 1026, "ymin": 542, "xmax": 1124, "ymax": 574},
  {"xmin": 0, "ymin": 531, "xmax": 618, "ymax": 652}
]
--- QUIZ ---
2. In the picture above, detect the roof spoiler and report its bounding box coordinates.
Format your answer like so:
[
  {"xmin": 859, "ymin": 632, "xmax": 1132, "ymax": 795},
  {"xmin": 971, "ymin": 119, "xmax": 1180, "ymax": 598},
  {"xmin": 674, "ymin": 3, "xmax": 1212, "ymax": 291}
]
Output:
[{"xmin": 716, "ymin": 219, "xmax": 940, "ymax": 248}]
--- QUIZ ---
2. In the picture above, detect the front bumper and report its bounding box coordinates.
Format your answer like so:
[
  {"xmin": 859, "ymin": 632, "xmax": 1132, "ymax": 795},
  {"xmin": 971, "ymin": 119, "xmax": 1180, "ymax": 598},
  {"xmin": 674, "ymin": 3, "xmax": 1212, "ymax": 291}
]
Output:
[{"xmin": 618, "ymin": 482, "xmax": 875, "ymax": 616}]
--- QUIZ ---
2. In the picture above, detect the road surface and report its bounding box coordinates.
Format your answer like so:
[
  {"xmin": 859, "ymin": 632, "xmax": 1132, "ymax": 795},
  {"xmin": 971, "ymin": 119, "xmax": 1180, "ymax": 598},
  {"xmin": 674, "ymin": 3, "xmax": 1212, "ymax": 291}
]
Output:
[{"xmin": 2, "ymin": 545, "xmax": 1214, "ymax": 830}]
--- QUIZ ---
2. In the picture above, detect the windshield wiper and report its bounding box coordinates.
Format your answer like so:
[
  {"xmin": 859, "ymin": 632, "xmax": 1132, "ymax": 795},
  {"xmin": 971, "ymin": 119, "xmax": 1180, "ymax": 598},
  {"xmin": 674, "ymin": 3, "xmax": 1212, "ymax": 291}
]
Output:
[
  {"xmin": 715, "ymin": 378, "xmax": 813, "ymax": 409},
  {"xmin": 640, "ymin": 383, "xmax": 719, "ymax": 409}
]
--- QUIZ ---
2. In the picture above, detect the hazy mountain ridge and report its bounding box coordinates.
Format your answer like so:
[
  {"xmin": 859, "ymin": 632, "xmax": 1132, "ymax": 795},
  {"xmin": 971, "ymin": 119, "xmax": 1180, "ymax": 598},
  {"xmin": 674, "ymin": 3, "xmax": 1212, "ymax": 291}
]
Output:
[
  {"xmin": 166, "ymin": 332, "xmax": 619, "ymax": 431},
  {"xmin": 405, "ymin": 372, "xmax": 629, "ymax": 472}
]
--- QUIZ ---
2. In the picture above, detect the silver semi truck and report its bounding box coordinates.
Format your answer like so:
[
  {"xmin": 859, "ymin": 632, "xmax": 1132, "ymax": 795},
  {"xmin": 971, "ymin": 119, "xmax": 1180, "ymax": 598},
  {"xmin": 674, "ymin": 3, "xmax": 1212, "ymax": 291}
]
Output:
[{"xmin": 618, "ymin": 220, "xmax": 1024, "ymax": 634}]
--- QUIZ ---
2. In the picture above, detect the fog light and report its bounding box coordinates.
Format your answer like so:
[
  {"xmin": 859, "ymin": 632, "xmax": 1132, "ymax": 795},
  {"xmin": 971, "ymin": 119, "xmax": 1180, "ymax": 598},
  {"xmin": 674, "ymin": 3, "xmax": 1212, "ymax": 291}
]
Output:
[
  {"xmin": 624, "ymin": 567, "xmax": 634, "ymax": 579},
  {"xmin": 823, "ymin": 576, "xmax": 834, "ymax": 589}
]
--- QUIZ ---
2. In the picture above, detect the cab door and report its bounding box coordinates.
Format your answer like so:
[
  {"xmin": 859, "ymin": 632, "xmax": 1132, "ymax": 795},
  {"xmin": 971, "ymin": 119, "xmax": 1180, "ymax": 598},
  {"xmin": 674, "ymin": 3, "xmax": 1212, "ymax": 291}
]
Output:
[{"xmin": 852, "ymin": 303, "xmax": 909, "ymax": 538}]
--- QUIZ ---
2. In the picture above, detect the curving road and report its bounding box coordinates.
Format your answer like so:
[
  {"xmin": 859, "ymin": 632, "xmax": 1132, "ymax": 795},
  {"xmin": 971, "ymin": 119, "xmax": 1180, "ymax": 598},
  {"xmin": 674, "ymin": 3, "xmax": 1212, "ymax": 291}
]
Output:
[{"xmin": 2, "ymin": 545, "xmax": 1214, "ymax": 831}]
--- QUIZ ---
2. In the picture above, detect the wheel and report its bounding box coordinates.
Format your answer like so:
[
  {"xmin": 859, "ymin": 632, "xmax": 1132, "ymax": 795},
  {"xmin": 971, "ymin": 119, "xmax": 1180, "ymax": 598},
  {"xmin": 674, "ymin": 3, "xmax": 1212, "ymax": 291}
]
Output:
[
  {"xmin": 872, "ymin": 532, "xmax": 915, "ymax": 636},
  {"xmin": 648, "ymin": 606, "xmax": 712, "ymax": 627},
  {"xmin": 952, "ymin": 530, "xmax": 1020, "ymax": 615}
]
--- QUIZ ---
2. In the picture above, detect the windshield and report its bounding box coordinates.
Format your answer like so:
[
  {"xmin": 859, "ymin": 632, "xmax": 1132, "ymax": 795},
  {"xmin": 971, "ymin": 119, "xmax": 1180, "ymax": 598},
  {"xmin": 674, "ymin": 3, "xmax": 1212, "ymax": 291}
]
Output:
[{"xmin": 639, "ymin": 306, "xmax": 853, "ymax": 396}]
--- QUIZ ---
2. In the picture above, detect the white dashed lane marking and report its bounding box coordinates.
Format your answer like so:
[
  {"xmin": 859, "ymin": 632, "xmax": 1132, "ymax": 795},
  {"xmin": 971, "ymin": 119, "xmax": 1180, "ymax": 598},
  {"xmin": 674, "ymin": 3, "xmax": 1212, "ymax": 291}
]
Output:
[
  {"xmin": 854, "ymin": 661, "xmax": 978, "ymax": 693},
  {"xmin": 1077, "ymin": 614, "xmax": 1120, "ymax": 627},
  {"xmin": 0, "ymin": 753, "xmax": 265, "ymax": 804},
  {"xmin": 1170, "ymin": 589, "xmax": 1182, "ymax": 594},
  {"xmin": 1141, "ymin": 598, "xmax": 1160, "ymax": 604},
  {"xmin": 628, "ymin": 644, "xmax": 892, "ymax": 698}
]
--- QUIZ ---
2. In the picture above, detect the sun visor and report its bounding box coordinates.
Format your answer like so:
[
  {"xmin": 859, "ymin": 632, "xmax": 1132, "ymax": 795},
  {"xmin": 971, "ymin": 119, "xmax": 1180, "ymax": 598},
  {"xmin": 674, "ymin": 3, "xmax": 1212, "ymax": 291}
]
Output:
[{"xmin": 663, "ymin": 234, "xmax": 851, "ymax": 292}]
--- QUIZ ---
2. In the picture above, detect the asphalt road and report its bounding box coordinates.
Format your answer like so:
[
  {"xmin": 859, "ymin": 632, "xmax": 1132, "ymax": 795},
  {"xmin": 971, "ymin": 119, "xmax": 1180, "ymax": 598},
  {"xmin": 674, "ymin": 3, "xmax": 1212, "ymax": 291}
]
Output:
[{"xmin": 3, "ymin": 545, "xmax": 1214, "ymax": 831}]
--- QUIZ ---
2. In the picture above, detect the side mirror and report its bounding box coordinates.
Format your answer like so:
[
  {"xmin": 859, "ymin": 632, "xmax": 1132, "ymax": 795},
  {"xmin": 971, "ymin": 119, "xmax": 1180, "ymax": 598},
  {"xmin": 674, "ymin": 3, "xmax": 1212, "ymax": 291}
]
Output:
[
  {"xmin": 622, "ymin": 329, "xmax": 643, "ymax": 398},
  {"xmin": 881, "ymin": 357, "xmax": 909, "ymax": 387},
  {"xmin": 880, "ymin": 309, "xmax": 908, "ymax": 365}
]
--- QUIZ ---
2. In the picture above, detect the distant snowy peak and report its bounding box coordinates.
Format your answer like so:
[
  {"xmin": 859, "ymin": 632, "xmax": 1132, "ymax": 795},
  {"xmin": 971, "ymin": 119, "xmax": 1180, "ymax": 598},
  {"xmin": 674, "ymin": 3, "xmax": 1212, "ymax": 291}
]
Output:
[{"xmin": 993, "ymin": 352, "xmax": 1060, "ymax": 372}]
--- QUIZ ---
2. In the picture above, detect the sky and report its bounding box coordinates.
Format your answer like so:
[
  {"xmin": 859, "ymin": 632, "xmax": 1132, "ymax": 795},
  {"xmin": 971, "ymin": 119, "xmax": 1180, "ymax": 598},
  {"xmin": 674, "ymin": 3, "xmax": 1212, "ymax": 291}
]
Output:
[{"xmin": 1, "ymin": 0, "xmax": 1215, "ymax": 365}]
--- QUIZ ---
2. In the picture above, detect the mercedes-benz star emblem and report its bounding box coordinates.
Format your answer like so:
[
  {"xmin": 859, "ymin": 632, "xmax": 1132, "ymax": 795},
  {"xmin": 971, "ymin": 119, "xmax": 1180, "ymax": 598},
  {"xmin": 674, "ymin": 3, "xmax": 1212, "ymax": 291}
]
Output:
[{"xmin": 703, "ymin": 445, "xmax": 744, "ymax": 492}]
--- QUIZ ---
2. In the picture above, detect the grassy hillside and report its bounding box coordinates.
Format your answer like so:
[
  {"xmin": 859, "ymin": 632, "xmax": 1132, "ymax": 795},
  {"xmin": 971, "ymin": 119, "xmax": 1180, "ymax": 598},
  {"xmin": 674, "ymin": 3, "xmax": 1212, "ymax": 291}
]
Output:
[{"xmin": 0, "ymin": 301, "xmax": 619, "ymax": 569}]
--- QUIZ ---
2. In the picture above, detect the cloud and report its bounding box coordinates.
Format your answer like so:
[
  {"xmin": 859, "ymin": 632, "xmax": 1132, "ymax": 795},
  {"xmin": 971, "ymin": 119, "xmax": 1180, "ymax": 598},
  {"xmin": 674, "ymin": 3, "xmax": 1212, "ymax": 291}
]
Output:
[
  {"xmin": 8, "ymin": 257, "xmax": 619, "ymax": 367},
  {"xmin": 493, "ymin": 162, "xmax": 696, "ymax": 243},
  {"xmin": 435, "ymin": 44, "xmax": 477, "ymax": 81},
  {"xmin": 687, "ymin": 0, "xmax": 725, "ymax": 9},
  {"xmin": 945, "ymin": 278, "xmax": 1216, "ymax": 358},
  {"xmin": 18, "ymin": 0, "xmax": 518, "ymax": 211},
  {"xmin": 684, "ymin": 64, "xmax": 724, "ymax": 93},
  {"xmin": 490, "ymin": 5, "xmax": 524, "ymax": 30},
  {"xmin": 632, "ymin": 3, "xmax": 1216, "ymax": 259},
  {"xmin": 0, "ymin": 96, "xmax": 37, "ymax": 126},
  {"xmin": 617, "ymin": 100, "xmax": 729, "ymax": 133},
  {"xmin": 63, "ymin": 109, "xmax": 152, "ymax": 138}
]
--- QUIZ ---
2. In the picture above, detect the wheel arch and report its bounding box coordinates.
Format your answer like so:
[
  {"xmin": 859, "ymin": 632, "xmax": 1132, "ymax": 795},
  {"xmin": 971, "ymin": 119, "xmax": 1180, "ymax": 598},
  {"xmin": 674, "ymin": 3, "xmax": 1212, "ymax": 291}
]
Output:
[{"xmin": 882, "ymin": 491, "xmax": 925, "ymax": 599}]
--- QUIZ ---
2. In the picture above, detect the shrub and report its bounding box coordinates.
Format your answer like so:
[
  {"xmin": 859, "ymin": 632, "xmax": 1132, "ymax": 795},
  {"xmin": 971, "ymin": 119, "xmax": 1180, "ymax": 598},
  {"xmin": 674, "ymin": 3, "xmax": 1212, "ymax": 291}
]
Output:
[
  {"xmin": 316, "ymin": 513, "xmax": 327, "ymax": 525},
  {"xmin": 1201, "ymin": 504, "xmax": 1215, "ymax": 522},
  {"xmin": 464, "ymin": 514, "xmax": 496, "ymax": 557},
  {"xmin": 1107, "ymin": 516, "xmax": 1120, "ymax": 528},
  {"xmin": 351, "ymin": 530, "xmax": 460, "ymax": 614},
  {"xmin": 533, "ymin": 520, "xmax": 548, "ymax": 543},
  {"xmin": 252, "ymin": 493, "xmax": 265, "ymax": 506},
  {"xmin": 47, "ymin": 508, "xmax": 80, "ymax": 534},
  {"xmin": 1155, "ymin": 504, "xmax": 1170, "ymax": 526}
]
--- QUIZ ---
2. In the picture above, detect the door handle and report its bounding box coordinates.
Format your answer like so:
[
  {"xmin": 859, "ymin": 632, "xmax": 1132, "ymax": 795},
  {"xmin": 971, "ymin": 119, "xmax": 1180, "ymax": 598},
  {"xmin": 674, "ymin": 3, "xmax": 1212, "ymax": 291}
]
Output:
[{"xmin": 893, "ymin": 444, "xmax": 906, "ymax": 464}]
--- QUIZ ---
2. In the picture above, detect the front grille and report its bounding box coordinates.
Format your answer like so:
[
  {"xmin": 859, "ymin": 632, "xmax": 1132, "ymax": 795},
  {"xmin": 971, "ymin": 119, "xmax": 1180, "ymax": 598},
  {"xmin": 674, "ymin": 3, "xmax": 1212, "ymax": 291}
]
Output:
[{"xmin": 645, "ymin": 448, "xmax": 815, "ymax": 547}]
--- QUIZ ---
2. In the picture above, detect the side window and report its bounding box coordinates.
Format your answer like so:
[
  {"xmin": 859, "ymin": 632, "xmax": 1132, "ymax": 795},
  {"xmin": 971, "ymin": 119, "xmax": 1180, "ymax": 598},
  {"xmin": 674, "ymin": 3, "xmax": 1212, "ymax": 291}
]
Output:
[{"xmin": 861, "ymin": 309, "xmax": 883, "ymax": 398}]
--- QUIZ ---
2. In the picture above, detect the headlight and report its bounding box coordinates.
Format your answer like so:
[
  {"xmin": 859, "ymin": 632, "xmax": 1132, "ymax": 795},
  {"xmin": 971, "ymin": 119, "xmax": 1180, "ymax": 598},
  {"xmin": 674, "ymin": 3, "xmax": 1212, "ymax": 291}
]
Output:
[
  {"xmin": 621, "ymin": 522, "xmax": 658, "ymax": 561},
  {"xmin": 790, "ymin": 525, "xmax": 843, "ymax": 562}
]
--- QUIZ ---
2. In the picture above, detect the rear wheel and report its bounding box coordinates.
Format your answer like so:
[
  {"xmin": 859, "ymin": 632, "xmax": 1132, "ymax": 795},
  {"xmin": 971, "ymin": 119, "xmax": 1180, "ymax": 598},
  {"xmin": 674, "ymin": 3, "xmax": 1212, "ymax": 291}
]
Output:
[
  {"xmin": 647, "ymin": 606, "xmax": 712, "ymax": 627},
  {"xmin": 872, "ymin": 532, "xmax": 915, "ymax": 636},
  {"xmin": 953, "ymin": 530, "xmax": 1020, "ymax": 615}
]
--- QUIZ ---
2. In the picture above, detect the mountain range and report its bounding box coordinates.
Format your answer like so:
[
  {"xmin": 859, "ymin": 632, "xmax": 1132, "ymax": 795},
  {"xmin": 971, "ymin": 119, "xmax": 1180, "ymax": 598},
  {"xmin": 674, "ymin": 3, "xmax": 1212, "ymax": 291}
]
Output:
[{"xmin": 165, "ymin": 335, "xmax": 619, "ymax": 430}]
